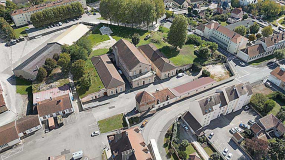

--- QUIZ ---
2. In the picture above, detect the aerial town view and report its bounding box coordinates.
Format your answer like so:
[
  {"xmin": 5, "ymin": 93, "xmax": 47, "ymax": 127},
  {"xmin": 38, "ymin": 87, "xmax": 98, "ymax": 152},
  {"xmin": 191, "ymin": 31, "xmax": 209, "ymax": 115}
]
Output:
[{"xmin": 0, "ymin": 0, "xmax": 285, "ymax": 159}]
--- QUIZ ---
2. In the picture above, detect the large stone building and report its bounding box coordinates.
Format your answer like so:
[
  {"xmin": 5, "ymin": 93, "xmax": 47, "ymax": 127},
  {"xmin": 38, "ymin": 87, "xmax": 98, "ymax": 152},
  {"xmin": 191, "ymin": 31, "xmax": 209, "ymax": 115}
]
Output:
[
  {"xmin": 268, "ymin": 66, "xmax": 285, "ymax": 91},
  {"xmin": 112, "ymin": 39, "xmax": 155, "ymax": 88},
  {"xmin": 91, "ymin": 54, "xmax": 125, "ymax": 96},
  {"xmin": 138, "ymin": 44, "xmax": 177, "ymax": 80},
  {"xmin": 11, "ymin": 0, "xmax": 87, "ymax": 27},
  {"xmin": 197, "ymin": 21, "xmax": 248, "ymax": 54}
]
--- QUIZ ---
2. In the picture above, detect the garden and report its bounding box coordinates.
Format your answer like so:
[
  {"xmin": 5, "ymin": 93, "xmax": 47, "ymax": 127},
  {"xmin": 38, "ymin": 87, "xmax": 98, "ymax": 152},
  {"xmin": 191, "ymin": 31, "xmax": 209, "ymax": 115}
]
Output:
[{"xmin": 98, "ymin": 113, "xmax": 127, "ymax": 133}]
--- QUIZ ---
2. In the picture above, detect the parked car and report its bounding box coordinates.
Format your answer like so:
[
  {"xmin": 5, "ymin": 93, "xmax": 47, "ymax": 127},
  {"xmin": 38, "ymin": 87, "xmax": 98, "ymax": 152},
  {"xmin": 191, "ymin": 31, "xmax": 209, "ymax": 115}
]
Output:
[
  {"xmin": 208, "ymin": 132, "xmax": 214, "ymax": 139},
  {"xmin": 91, "ymin": 131, "xmax": 100, "ymax": 137},
  {"xmin": 240, "ymin": 62, "xmax": 245, "ymax": 66},
  {"xmin": 18, "ymin": 37, "xmax": 25, "ymax": 41},
  {"xmin": 230, "ymin": 128, "xmax": 236, "ymax": 134},
  {"xmin": 248, "ymin": 120, "xmax": 255, "ymax": 125},
  {"xmin": 177, "ymin": 73, "xmax": 184, "ymax": 78},
  {"xmin": 58, "ymin": 22, "xmax": 62, "ymax": 26},
  {"xmin": 244, "ymin": 105, "xmax": 250, "ymax": 111},
  {"xmin": 141, "ymin": 120, "xmax": 148, "ymax": 127},
  {"xmin": 265, "ymin": 82, "xmax": 272, "ymax": 88},
  {"xmin": 239, "ymin": 123, "xmax": 248, "ymax": 129},
  {"xmin": 93, "ymin": 12, "xmax": 97, "ymax": 15},
  {"xmin": 118, "ymin": 70, "xmax": 123, "ymax": 75},
  {"xmin": 184, "ymin": 126, "xmax": 189, "ymax": 131},
  {"xmin": 226, "ymin": 153, "xmax": 232, "ymax": 160},
  {"xmin": 11, "ymin": 39, "xmax": 17, "ymax": 45},
  {"xmin": 222, "ymin": 148, "xmax": 229, "ymax": 156}
]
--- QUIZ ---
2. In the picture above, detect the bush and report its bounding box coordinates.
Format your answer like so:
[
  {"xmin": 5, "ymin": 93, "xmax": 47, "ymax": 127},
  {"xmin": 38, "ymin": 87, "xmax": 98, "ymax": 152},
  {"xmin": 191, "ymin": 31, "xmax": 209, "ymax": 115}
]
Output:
[
  {"xmin": 178, "ymin": 151, "xmax": 187, "ymax": 159},
  {"xmin": 256, "ymin": 33, "xmax": 262, "ymax": 39},
  {"xmin": 44, "ymin": 58, "xmax": 57, "ymax": 75},
  {"xmin": 202, "ymin": 70, "xmax": 211, "ymax": 77},
  {"xmin": 250, "ymin": 93, "xmax": 268, "ymax": 113},
  {"xmin": 150, "ymin": 32, "xmax": 162, "ymax": 44},
  {"xmin": 53, "ymin": 53, "xmax": 59, "ymax": 61},
  {"xmin": 187, "ymin": 34, "xmax": 203, "ymax": 46},
  {"xmin": 192, "ymin": 62, "xmax": 202, "ymax": 71},
  {"xmin": 277, "ymin": 111, "xmax": 285, "ymax": 122},
  {"xmin": 264, "ymin": 99, "xmax": 275, "ymax": 113}
]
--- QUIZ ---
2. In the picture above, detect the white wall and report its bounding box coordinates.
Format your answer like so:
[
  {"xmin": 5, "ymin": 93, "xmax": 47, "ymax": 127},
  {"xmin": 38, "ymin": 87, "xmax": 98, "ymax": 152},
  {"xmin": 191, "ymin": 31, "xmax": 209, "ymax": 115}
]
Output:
[{"xmin": 268, "ymin": 75, "xmax": 282, "ymax": 86}]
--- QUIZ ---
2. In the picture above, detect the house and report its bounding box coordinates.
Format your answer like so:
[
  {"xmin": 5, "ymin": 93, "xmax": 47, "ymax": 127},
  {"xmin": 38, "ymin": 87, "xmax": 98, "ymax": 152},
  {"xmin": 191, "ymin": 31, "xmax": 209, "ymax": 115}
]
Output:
[
  {"xmin": 91, "ymin": 54, "xmax": 125, "ymax": 96},
  {"xmin": 112, "ymin": 39, "xmax": 155, "ymax": 88},
  {"xmin": 195, "ymin": 24, "xmax": 206, "ymax": 37},
  {"xmin": 189, "ymin": 152, "xmax": 201, "ymax": 160},
  {"xmin": 0, "ymin": 84, "xmax": 7, "ymax": 114},
  {"xmin": 237, "ymin": 44, "xmax": 267, "ymax": 62},
  {"xmin": 250, "ymin": 123, "xmax": 263, "ymax": 137},
  {"xmin": 181, "ymin": 111, "xmax": 203, "ymax": 135},
  {"xmin": 232, "ymin": 132, "xmax": 244, "ymax": 143},
  {"xmin": 259, "ymin": 114, "xmax": 285, "ymax": 137},
  {"xmin": 13, "ymin": 43, "xmax": 62, "ymax": 80},
  {"xmin": 33, "ymin": 85, "xmax": 71, "ymax": 105},
  {"xmin": 170, "ymin": 77, "xmax": 216, "ymax": 100},
  {"xmin": 135, "ymin": 91, "xmax": 155, "ymax": 112},
  {"xmin": 233, "ymin": 83, "xmax": 253, "ymax": 112},
  {"xmin": 0, "ymin": 122, "xmax": 21, "ymax": 152},
  {"xmin": 36, "ymin": 94, "xmax": 74, "ymax": 121},
  {"xmin": 107, "ymin": 127, "xmax": 152, "ymax": 160},
  {"xmin": 216, "ymin": 1, "xmax": 231, "ymax": 14},
  {"xmin": 256, "ymin": 32, "xmax": 285, "ymax": 55},
  {"xmin": 239, "ymin": 0, "xmax": 257, "ymax": 6},
  {"xmin": 203, "ymin": 21, "xmax": 248, "ymax": 54},
  {"xmin": 268, "ymin": 66, "xmax": 285, "ymax": 91},
  {"xmin": 135, "ymin": 88, "xmax": 176, "ymax": 112},
  {"xmin": 15, "ymin": 115, "xmax": 42, "ymax": 138},
  {"xmin": 228, "ymin": 8, "xmax": 243, "ymax": 23},
  {"xmin": 138, "ymin": 44, "xmax": 177, "ymax": 80},
  {"xmin": 11, "ymin": 0, "xmax": 87, "ymax": 27}
]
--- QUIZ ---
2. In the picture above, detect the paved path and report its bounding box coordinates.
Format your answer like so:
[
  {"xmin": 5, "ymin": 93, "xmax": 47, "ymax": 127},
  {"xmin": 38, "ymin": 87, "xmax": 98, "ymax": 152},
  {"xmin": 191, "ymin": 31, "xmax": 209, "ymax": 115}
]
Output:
[{"xmin": 92, "ymin": 36, "xmax": 116, "ymax": 50}]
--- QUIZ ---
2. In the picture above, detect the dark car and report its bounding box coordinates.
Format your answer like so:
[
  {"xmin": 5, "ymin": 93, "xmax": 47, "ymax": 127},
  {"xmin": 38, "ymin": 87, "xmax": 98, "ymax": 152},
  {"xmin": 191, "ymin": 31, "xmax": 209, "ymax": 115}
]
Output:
[{"xmin": 144, "ymin": 34, "xmax": 151, "ymax": 40}]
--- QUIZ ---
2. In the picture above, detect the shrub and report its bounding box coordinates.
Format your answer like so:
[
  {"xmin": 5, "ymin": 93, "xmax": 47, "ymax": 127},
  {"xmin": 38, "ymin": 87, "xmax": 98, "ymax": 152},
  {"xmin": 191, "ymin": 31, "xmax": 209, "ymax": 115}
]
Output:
[
  {"xmin": 202, "ymin": 70, "xmax": 211, "ymax": 77},
  {"xmin": 192, "ymin": 62, "xmax": 202, "ymax": 71},
  {"xmin": 36, "ymin": 67, "xmax": 47, "ymax": 82},
  {"xmin": 53, "ymin": 53, "xmax": 59, "ymax": 61},
  {"xmin": 178, "ymin": 151, "xmax": 187, "ymax": 159}
]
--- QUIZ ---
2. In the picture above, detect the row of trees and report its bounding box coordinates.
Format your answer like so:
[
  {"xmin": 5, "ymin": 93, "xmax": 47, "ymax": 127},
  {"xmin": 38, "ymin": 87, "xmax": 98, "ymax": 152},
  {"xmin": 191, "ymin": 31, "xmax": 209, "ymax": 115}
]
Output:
[
  {"xmin": 0, "ymin": 17, "xmax": 16, "ymax": 40},
  {"xmin": 99, "ymin": 0, "xmax": 165, "ymax": 28},
  {"xmin": 0, "ymin": 0, "xmax": 17, "ymax": 22},
  {"xmin": 30, "ymin": 2, "xmax": 84, "ymax": 28}
]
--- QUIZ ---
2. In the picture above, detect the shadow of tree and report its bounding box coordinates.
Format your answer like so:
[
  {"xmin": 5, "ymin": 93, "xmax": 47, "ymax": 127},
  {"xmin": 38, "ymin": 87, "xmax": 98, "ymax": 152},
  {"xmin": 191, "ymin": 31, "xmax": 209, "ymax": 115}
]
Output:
[{"xmin": 160, "ymin": 46, "xmax": 179, "ymax": 58}]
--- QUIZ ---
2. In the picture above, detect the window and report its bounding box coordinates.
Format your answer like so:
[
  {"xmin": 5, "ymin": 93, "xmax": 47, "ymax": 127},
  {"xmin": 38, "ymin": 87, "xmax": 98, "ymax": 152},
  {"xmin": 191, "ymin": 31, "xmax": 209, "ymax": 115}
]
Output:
[
  {"xmin": 134, "ymin": 71, "xmax": 136, "ymax": 75},
  {"xmin": 111, "ymin": 91, "xmax": 113, "ymax": 94},
  {"xmin": 120, "ymin": 88, "xmax": 123, "ymax": 92}
]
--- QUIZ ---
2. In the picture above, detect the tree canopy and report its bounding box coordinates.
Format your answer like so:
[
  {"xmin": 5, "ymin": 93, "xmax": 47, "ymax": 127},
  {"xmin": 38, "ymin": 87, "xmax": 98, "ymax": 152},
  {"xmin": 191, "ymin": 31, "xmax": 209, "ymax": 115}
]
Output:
[
  {"xmin": 36, "ymin": 67, "xmax": 47, "ymax": 82},
  {"xmin": 250, "ymin": 22, "xmax": 260, "ymax": 34},
  {"xmin": 71, "ymin": 59, "xmax": 86, "ymax": 80},
  {"xmin": 234, "ymin": 26, "xmax": 247, "ymax": 36},
  {"xmin": 31, "ymin": 2, "xmax": 84, "ymax": 27},
  {"xmin": 262, "ymin": 26, "xmax": 273, "ymax": 37},
  {"xmin": 0, "ymin": 17, "xmax": 16, "ymax": 40},
  {"xmin": 58, "ymin": 53, "xmax": 71, "ymax": 73},
  {"xmin": 248, "ymin": 34, "xmax": 257, "ymax": 41},
  {"xmin": 132, "ymin": 33, "xmax": 140, "ymax": 46},
  {"xmin": 167, "ymin": 15, "xmax": 188, "ymax": 48}
]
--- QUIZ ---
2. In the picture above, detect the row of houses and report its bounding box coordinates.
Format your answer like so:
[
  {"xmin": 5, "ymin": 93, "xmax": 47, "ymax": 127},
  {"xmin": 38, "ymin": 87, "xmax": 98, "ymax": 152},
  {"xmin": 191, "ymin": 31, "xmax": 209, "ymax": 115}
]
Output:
[
  {"xmin": 0, "ymin": 115, "xmax": 42, "ymax": 152},
  {"xmin": 11, "ymin": 0, "xmax": 87, "ymax": 27}
]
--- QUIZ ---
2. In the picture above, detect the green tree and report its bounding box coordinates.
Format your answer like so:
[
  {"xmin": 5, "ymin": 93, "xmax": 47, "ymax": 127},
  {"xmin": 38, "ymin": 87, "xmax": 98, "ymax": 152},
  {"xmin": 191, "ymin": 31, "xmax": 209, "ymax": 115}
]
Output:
[
  {"xmin": 165, "ymin": 10, "xmax": 173, "ymax": 19},
  {"xmin": 0, "ymin": 17, "xmax": 16, "ymax": 40},
  {"xmin": 132, "ymin": 33, "xmax": 140, "ymax": 46},
  {"xmin": 210, "ymin": 152, "xmax": 221, "ymax": 160},
  {"xmin": 44, "ymin": 58, "xmax": 57, "ymax": 75},
  {"xmin": 154, "ymin": 0, "xmax": 165, "ymax": 23},
  {"xmin": 53, "ymin": 53, "xmax": 59, "ymax": 61},
  {"xmin": 36, "ymin": 67, "xmax": 47, "ymax": 82},
  {"xmin": 256, "ymin": 33, "xmax": 262, "ymax": 39},
  {"xmin": 167, "ymin": 15, "xmax": 188, "ymax": 49},
  {"xmin": 202, "ymin": 70, "xmax": 211, "ymax": 77},
  {"xmin": 79, "ymin": 74, "xmax": 91, "ymax": 90},
  {"xmin": 234, "ymin": 26, "xmax": 247, "ymax": 36},
  {"xmin": 268, "ymin": 139, "xmax": 285, "ymax": 160},
  {"xmin": 188, "ymin": 6, "xmax": 193, "ymax": 14},
  {"xmin": 248, "ymin": 34, "xmax": 257, "ymax": 41},
  {"xmin": 58, "ymin": 53, "xmax": 71, "ymax": 72},
  {"xmin": 71, "ymin": 59, "xmax": 86, "ymax": 80},
  {"xmin": 261, "ymin": 0, "xmax": 282, "ymax": 18},
  {"xmin": 274, "ymin": 50, "xmax": 285, "ymax": 60},
  {"xmin": 277, "ymin": 111, "xmax": 285, "ymax": 122},
  {"xmin": 262, "ymin": 26, "xmax": 273, "ymax": 37},
  {"xmin": 264, "ymin": 99, "xmax": 275, "ymax": 113},
  {"xmin": 209, "ymin": 42, "xmax": 218, "ymax": 52},
  {"xmin": 250, "ymin": 93, "xmax": 268, "ymax": 112},
  {"xmin": 198, "ymin": 47, "xmax": 210, "ymax": 58},
  {"xmin": 193, "ymin": 10, "xmax": 198, "ymax": 15},
  {"xmin": 250, "ymin": 22, "xmax": 260, "ymax": 34},
  {"xmin": 243, "ymin": 14, "xmax": 248, "ymax": 20},
  {"xmin": 178, "ymin": 151, "xmax": 187, "ymax": 159},
  {"xmin": 231, "ymin": 0, "xmax": 240, "ymax": 8},
  {"xmin": 181, "ymin": 139, "xmax": 189, "ymax": 148},
  {"xmin": 77, "ymin": 36, "xmax": 92, "ymax": 54}
]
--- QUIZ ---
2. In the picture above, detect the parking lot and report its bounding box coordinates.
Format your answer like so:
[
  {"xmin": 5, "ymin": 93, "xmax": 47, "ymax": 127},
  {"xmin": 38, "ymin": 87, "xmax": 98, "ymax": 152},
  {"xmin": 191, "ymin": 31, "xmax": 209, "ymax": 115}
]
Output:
[{"xmin": 204, "ymin": 109, "xmax": 260, "ymax": 160}]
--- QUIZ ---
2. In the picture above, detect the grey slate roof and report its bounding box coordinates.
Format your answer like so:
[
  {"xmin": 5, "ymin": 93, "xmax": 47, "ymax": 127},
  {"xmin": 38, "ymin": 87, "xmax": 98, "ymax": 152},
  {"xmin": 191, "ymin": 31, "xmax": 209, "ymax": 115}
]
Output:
[
  {"xmin": 198, "ymin": 94, "xmax": 221, "ymax": 115},
  {"xmin": 138, "ymin": 44, "xmax": 176, "ymax": 73},
  {"xmin": 13, "ymin": 43, "xmax": 62, "ymax": 80},
  {"xmin": 91, "ymin": 54, "xmax": 125, "ymax": 89},
  {"xmin": 225, "ymin": 85, "xmax": 239, "ymax": 102},
  {"xmin": 182, "ymin": 111, "xmax": 202, "ymax": 132}
]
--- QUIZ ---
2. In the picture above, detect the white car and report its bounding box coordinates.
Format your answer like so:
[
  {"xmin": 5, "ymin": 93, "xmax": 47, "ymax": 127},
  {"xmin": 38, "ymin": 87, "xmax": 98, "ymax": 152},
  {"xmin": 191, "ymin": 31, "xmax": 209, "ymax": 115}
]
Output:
[
  {"xmin": 226, "ymin": 153, "xmax": 233, "ymax": 160},
  {"xmin": 222, "ymin": 148, "xmax": 229, "ymax": 156},
  {"xmin": 208, "ymin": 132, "xmax": 214, "ymax": 139},
  {"xmin": 235, "ymin": 127, "xmax": 242, "ymax": 133},
  {"xmin": 230, "ymin": 128, "xmax": 236, "ymax": 134},
  {"xmin": 240, "ymin": 62, "xmax": 245, "ymax": 66},
  {"xmin": 91, "ymin": 131, "xmax": 100, "ymax": 137},
  {"xmin": 177, "ymin": 73, "xmax": 184, "ymax": 77}
]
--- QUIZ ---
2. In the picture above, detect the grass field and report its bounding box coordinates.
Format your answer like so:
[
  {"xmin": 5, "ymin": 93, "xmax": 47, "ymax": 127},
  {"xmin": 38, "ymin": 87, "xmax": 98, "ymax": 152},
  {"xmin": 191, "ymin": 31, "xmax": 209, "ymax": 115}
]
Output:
[
  {"xmin": 16, "ymin": 77, "xmax": 32, "ymax": 95},
  {"xmin": 89, "ymin": 49, "xmax": 109, "ymax": 58},
  {"xmin": 87, "ymin": 33, "xmax": 110, "ymax": 47},
  {"xmin": 160, "ymin": 45, "xmax": 197, "ymax": 66},
  {"xmin": 14, "ymin": 26, "xmax": 28, "ymax": 38},
  {"xmin": 249, "ymin": 55, "xmax": 276, "ymax": 65},
  {"xmin": 107, "ymin": 24, "xmax": 148, "ymax": 41},
  {"xmin": 98, "ymin": 113, "xmax": 125, "ymax": 133},
  {"xmin": 77, "ymin": 59, "xmax": 104, "ymax": 98},
  {"xmin": 185, "ymin": 144, "xmax": 196, "ymax": 159},
  {"xmin": 203, "ymin": 146, "xmax": 215, "ymax": 156}
]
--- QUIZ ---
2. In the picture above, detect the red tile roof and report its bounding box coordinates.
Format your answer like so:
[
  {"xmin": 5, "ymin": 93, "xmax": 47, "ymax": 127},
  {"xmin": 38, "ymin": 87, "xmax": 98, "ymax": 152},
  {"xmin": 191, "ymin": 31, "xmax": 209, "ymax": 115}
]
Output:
[
  {"xmin": 241, "ymin": 44, "xmax": 266, "ymax": 58},
  {"xmin": 0, "ymin": 122, "xmax": 19, "ymax": 146},
  {"xmin": 170, "ymin": 77, "xmax": 216, "ymax": 96},
  {"xmin": 231, "ymin": 8, "xmax": 242, "ymax": 15},
  {"xmin": 270, "ymin": 67, "xmax": 285, "ymax": 82},
  {"xmin": 152, "ymin": 88, "xmax": 175, "ymax": 104},
  {"xmin": 135, "ymin": 91, "xmax": 155, "ymax": 105}
]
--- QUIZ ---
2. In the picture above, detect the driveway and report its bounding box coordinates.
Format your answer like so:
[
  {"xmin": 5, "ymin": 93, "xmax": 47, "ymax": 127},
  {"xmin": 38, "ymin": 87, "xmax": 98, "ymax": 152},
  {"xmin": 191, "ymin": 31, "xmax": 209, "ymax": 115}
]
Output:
[{"xmin": 204, "ymin": 109, "xmax": 260, "ymax": 160}]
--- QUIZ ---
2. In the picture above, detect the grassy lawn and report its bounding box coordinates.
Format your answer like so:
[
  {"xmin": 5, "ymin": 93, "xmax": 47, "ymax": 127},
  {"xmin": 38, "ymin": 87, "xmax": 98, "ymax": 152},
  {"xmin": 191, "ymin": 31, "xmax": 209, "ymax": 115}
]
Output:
[
  {"xmin": 16, "ymin": 77, "xmax": 32, "ymax": 95},
  {"xmin": 203, "ymin": 146, "xmax": 215, "ymax": 156},
  {"xmin": 77, "ymin": 59, "xmax": 104, "ymax": 98},
  {"xmin": 14, "ymin": 26, "xmax": 28, "ymax": 38},
  {"xmin": 185, "ymin": 144, "xmax": 196, "ymax": 159},
  {"xmin": 86, "ymin": 27, "xmax": 110, "ymax": 47},
  {"xmin": 220, "ymin": 21, "xmax": 227, "ymax": 26},
  {"xmin": 249, "ymin": 55, "xmax": 275, "ymax": 65},
  {"xmin": 160, "ymin": 45, "xmax": 197, "ymax": 66},
  {"xmin": 98, "ymin": 113, "xmax": 125, "ymax": 133},
  {"xmin": 89, "ymin": 49, "xmax": 109, "ymax": 58},
  {"xmin": 107, "ymin": 24, "xmax": 148, "ymax": 41}
]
